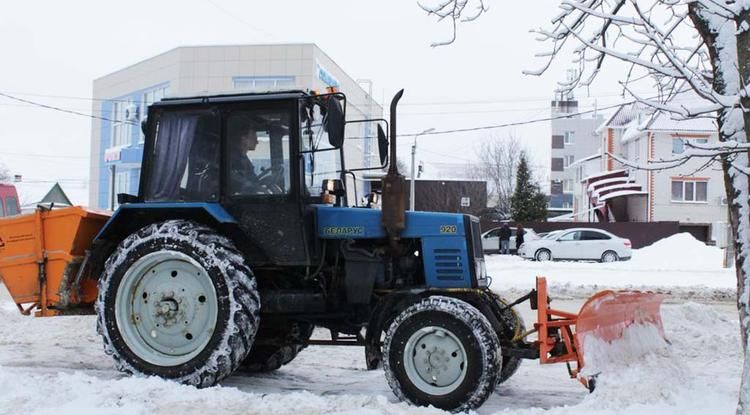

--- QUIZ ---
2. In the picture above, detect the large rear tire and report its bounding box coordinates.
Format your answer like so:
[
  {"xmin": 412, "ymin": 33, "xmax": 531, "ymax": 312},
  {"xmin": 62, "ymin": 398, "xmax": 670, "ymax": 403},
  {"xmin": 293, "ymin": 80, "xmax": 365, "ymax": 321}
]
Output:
[
  {"xmin": 383, "ymin": 296, "xmax": 500, "ymax": 412},
  {"xmin": 95, "ymin": 220, "xmax": 260, "ymax": 387},
  {"xmin": 239, "ymin": 320, "xmax": 314, "ymax": 372}
]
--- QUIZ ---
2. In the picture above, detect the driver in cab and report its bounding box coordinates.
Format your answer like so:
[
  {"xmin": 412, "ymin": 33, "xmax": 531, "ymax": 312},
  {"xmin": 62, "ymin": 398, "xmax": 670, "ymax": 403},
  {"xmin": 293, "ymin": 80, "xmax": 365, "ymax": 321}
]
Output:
[{"xmin": 229, "ymin": 116, "xmax": 262, "ymax": 193}]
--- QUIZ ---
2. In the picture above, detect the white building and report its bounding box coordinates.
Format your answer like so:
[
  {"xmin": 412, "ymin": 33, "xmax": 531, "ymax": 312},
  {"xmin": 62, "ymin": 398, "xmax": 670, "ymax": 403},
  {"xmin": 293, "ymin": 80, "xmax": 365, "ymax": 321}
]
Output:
[
  {"xmin": 571, "ymin": 95, "xmax": 728, "ymax": 243},
  {"xmin": 89, "ymin": 44, "xmax": 382, "ymax": 209},
  {"xmin": 549, "ymin": 95, "xmax": 604, "ymax": 213}
]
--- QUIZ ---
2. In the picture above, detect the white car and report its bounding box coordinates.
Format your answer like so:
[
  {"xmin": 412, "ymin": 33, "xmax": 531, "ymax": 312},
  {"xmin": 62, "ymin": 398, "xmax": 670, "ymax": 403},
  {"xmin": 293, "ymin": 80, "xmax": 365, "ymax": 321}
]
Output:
[
  {"xmin": 481, "ymin": 226, "xmax": 539, "ymax": 253},
  {"xmin": 518, "ymin": 228, "xmax": 632, "ymax": 262}
]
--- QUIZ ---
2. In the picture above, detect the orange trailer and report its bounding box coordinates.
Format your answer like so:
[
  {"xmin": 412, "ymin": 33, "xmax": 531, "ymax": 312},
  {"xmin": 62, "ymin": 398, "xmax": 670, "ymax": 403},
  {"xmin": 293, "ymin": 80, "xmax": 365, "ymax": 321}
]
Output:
[{"xmin": 0, "ymin": 206, "xmax": 110, "ymax": 316}]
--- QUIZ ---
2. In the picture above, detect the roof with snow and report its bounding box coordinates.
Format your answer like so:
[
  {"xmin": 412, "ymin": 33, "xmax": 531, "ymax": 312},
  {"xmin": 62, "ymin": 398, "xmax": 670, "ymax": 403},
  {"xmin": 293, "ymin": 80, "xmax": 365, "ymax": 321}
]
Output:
[{"xmin": 598, "ymin": 85, "xmax": 719, "ymax": 142}]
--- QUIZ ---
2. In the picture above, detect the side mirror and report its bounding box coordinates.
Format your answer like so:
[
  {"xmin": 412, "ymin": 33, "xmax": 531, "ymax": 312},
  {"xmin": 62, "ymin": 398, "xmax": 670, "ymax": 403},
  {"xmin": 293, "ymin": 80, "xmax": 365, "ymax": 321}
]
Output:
[
  {"xmin": 326, "ymin": 98, "xmax": 345, "ymax": 148},
  {"xmin": 377, "ymin": 124, "xmax": 388, "ymax": 166},
  {"xmin": 141, "ymin": 119, "xmax": 148, "ymax": 135}
]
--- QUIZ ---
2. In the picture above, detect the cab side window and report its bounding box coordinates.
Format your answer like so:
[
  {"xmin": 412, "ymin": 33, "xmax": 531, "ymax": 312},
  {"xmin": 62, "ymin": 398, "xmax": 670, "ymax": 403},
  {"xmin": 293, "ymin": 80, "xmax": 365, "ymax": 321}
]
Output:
[{"xmin": 226, "ymin": 110, "xmax": 290, "ymax": 196}]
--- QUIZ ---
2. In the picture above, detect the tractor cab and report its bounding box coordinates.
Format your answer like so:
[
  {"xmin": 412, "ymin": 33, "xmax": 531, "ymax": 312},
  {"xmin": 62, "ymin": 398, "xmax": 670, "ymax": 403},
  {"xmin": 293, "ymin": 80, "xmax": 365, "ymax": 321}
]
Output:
[{"xmin": 108, "ymin": 90, "xmax": 387, "ymax": 268}]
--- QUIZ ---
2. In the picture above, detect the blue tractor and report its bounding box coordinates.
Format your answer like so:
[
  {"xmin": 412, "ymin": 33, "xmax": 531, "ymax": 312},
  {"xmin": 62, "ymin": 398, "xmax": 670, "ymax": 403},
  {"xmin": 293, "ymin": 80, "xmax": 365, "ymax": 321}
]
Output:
[{"xmin": 92, "ymin": 89, "xmax": 526, "ymax": 411}]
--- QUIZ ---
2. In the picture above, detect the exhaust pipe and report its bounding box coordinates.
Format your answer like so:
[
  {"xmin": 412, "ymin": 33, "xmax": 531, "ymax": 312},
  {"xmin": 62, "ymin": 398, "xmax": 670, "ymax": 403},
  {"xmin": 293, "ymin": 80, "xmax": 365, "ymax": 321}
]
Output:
[
  {"xmin": 382, "ymin": 89, "xmax": 406, "ymax": 249},
  {"xmin": 388, "ymin": 89, "xmax": 404, "ymax": 174}
]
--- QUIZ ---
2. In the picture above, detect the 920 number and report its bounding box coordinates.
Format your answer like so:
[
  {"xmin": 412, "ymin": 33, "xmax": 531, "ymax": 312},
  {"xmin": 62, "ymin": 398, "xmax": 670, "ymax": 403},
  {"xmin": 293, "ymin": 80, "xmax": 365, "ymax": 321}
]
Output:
[{"xmin": 439, "ymin": 225, "xmax": 457, "ymax": 234}]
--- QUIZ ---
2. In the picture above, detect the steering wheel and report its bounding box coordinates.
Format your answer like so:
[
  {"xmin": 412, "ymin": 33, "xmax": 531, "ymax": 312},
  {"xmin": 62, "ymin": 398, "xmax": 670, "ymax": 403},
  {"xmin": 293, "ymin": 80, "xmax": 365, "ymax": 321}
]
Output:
[{"xmin": 257, "ymin": 166, "xmax": 285, "ymax": 193}]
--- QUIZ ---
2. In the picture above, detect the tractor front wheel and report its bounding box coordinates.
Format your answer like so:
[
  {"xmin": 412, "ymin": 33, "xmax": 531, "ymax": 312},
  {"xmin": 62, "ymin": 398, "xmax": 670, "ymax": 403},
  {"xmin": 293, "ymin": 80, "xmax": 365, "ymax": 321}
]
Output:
[
  {"xmin": 383, "ymin": 296, "xmax": 501, "ymax": 412},
  {"xmin": 95, "ymin": 220, "xmax": 260, "ymax": 387}
]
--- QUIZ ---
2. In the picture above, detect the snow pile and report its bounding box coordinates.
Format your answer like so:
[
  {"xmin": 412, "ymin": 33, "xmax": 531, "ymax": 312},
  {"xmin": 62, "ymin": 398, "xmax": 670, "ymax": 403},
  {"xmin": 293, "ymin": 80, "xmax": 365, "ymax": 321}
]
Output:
[
  {"xmin": 567, "ymin": 302, "xmax": 741, "ymax": 414},
  {"xmin": 633, "ymin": 232, "xmax": 726, "ymax": 271},
  {"xmin": 580, "ymin": 323, "xmax": 670, "ymax": 377},
  {"xmin": 486, "ymin": 233, "xmax": 735, "ymax": 293}
]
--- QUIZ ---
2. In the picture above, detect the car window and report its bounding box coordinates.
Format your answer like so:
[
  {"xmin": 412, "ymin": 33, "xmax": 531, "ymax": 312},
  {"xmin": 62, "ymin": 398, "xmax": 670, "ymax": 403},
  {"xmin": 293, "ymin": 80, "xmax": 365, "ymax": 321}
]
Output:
[
  {"xmin": 558, "ymin": 231, "xmax": 580, "ymax": 241},
  {"xmin": 510, "ymin": 228, "xmax": 517, "ymax": 237},
  {"xmin": 5, "ymin": 196, "xmax": 18, "ymax": 215},
  {"xmin": 543, "ymin": 231, "xmax": 561, "ymax": 239},
  {"xmin": 581, "ymin": 230, "xmax": 611, "ymax": 240},
  {"xmin": 485, "ymin": 229, "xmax": 500, "ymax": 238}
]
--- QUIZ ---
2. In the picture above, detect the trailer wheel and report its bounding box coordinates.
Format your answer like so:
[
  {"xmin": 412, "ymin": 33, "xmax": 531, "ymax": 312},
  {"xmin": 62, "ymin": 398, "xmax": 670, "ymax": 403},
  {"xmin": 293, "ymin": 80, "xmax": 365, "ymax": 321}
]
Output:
[
  {"xmin": 490, "ymin": 293, "xmax": 526, "ymax": 385},
  {"xmin": 383, "ymin": 296, "xmax": 500, "ymax": 412},
  {"xmin": 95, "ymin": 220, "xmax": 260, "ymax": 388},
  {"xmin": 239, "ymin": 321, "xmax": 314, "ymax": 372}
]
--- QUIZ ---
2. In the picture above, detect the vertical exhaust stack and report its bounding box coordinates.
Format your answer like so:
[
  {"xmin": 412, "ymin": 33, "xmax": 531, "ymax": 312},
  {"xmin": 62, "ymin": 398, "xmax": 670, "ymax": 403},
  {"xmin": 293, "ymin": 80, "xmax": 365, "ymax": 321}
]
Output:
[{"xmin": 381, "ymin": 89, "xmax": 406, "ymax": 250}]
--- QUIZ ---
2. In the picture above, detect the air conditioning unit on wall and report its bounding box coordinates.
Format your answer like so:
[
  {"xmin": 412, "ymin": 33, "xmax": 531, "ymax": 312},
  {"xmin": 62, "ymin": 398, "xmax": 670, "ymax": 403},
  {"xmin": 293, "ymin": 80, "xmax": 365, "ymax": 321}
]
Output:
[{"xmin": 124, "ymin": 103, "xmax": 139, "ymax": 121}]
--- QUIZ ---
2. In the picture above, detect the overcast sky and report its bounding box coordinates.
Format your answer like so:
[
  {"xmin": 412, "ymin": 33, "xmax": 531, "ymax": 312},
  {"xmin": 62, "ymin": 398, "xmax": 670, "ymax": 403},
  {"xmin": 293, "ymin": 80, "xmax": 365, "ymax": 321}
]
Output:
[{"xmin": 0, "ymin": 1, "xmax": 639, "ymax": 205}]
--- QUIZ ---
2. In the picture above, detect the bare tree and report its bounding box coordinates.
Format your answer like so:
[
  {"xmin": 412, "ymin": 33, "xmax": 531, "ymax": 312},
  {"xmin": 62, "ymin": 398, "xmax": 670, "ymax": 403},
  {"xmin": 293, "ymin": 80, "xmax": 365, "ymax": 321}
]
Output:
[
  {"xmin": 420, "ymin": 1, "xmax": 750, "ymax": 411},
  {"xmin": 0, "ymin": 163, "xmax": 11, "ymax": 184},
  {"xmin": 470, "ymin": 134, "xmax": 523, "ymax": 214}
]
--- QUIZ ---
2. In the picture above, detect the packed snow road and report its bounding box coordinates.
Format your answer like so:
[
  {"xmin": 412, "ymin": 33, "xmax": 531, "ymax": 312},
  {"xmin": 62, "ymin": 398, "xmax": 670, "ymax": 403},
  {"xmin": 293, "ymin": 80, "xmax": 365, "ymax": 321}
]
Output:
[{"xmin": 0, "ymin": 234, "xmax": 742, "ymax": 414}]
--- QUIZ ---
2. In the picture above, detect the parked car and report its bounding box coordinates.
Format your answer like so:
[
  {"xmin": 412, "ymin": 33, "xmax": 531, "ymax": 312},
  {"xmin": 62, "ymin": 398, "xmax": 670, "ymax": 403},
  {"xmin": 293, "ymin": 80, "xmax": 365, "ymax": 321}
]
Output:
[
  {"xmin": 518, "ymin": 228, "xmax": 631, "ymax": 262},
  {"xmin": 0, "ymin": 183, "xmax": 20, "ymax": 217},
  {"xmin": 482, "ymin": 226, "xmax": 539, "ymax": 253}
]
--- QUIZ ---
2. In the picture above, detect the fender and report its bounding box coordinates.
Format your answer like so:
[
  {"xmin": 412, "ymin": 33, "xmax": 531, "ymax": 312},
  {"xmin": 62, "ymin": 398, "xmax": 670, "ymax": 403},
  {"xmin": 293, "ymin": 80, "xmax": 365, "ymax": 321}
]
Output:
[{"xmin": 94, "ymin": 202, "xmax": 237, "ymax": 243}]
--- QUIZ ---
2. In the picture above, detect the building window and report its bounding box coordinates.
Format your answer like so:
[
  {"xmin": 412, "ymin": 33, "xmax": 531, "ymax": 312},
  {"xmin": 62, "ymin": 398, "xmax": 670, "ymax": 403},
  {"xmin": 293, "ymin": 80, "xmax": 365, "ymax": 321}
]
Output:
[
  {"xmin": 672, "ymin": 137, "xmax": 708, "ymax": 154},
  {"xmin": 564, "ymin": 131, "xmax": 575, "ymax": 145},
  {"xmin": 551, "ymin": 135, "xmax": 564, "ymax": 149},
  {"xmin": 551, "ymin": 157, "xmax": 564, "ymax": 172},
  {"xmin": 140, "ymin": 85, "xmax": 169, "ymax": 142},
  {"xmin": 111, "ymin": 101, "xmax": 132, "ymax": 148},
  {"xmin": 233, "ymin": 76, "xmax": 296, "ymax": 91},
  {"xmin": 563, "ymin": 179, "xmax": 574, "ymax": 192},
  {"xmin": 671, "ymin": 179, "xmax": 708, "ymax": 202},
  {"xmin": 564, "ymin": 155, "xmax": 575, "ymax": 168},
  {"xmin": 113, "ymin": 170, "xmax": 131, "ymax": 208}
]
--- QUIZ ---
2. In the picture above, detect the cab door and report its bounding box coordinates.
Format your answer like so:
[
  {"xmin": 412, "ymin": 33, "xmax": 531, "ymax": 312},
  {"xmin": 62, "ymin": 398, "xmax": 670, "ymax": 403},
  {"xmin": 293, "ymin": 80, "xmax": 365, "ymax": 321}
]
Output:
[{"xmin": 219, "ymin": 100, "xmax": 310, "ymax": 266}]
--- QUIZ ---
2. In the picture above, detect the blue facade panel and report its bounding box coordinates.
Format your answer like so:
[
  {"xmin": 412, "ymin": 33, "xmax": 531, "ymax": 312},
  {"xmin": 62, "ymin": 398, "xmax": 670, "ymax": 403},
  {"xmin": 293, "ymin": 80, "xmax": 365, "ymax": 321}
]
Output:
[
  {"xmin": 97, "ymin": 82, "xmax": 169, "ymax": 208},
  {"xmin": 548, "ymin": 193, "xmax": 573, "ymax": 209}
]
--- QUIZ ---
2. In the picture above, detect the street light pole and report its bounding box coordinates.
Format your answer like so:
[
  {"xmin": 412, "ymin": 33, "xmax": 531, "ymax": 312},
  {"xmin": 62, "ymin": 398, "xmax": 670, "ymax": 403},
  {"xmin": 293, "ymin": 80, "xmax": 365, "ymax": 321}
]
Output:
[{"xmin": 410, "ymin": 128, "xmax": 435, "ymax": 211}]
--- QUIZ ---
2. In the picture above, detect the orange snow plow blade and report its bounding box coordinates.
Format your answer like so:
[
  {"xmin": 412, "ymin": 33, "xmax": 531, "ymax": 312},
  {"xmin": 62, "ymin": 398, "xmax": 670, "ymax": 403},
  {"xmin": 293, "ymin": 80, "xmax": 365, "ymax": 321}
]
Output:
[
  {"xmin": 0, "ymin": 206, "xmax": 110, "ymax": 316},
  {"xmin": 534, "ymin": 277, "xmax": 665, "ymax": 389}
]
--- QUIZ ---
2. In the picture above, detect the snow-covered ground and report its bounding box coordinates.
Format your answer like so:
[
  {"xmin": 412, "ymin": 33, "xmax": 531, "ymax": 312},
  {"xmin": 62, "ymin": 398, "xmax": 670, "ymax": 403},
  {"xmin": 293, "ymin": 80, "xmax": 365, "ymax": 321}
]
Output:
[{"xmin": 0, "ymin": 233, "xmax": 742, "ymax": 414}]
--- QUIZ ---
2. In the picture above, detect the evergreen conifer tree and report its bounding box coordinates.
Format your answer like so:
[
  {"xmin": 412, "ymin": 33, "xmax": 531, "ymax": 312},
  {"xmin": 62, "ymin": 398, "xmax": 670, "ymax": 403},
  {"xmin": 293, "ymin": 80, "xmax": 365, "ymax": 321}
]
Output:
[{"xmin": 510, "ymin": 152, "xmax": 547, "ymax": 221}]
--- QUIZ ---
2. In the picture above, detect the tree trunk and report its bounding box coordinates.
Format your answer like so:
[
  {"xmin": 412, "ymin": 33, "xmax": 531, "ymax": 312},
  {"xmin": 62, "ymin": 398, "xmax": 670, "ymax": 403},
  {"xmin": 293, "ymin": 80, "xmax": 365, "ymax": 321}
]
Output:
[{"xmin": 690, "ymin": 5, "xmax": 750, "ymax": 413}]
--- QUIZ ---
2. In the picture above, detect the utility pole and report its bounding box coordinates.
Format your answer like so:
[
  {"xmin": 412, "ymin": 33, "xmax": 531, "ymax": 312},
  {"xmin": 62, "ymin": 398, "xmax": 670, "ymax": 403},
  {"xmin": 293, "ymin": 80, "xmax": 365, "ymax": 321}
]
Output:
[{"xmin": 410, "ymin": 128, "xmax": 435, "ymax": 211}]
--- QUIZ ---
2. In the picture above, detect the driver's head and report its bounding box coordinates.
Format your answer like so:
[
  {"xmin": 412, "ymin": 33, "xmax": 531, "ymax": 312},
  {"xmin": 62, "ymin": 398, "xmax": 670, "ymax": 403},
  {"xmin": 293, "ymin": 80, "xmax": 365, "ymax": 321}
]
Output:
[
  {"xmin": 240, "ymin": 128, "xmax": 258, "ymax": 153},
  {"xmin": 228, "ymin": 114, "xmax": 259, "ymax": 154}
]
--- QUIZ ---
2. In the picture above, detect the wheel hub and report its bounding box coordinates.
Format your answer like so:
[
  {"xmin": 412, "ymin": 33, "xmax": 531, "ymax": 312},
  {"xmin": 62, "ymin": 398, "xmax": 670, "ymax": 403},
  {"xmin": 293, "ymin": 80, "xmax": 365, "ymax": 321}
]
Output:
[
  {"xmin": 115, "ymin": 251, "xmax": 218, "ymax": 366},
  {"xmin": 404, "ymin": 326, "xmax": 467, "ymax": 395}
]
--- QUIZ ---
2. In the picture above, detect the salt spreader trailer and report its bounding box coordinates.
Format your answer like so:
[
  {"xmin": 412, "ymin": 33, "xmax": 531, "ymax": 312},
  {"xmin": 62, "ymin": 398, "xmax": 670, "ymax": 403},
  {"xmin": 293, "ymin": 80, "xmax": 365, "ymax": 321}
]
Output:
[{"xmin": 0, "ymin": 89, "xmax": 665, "ymax": 412}]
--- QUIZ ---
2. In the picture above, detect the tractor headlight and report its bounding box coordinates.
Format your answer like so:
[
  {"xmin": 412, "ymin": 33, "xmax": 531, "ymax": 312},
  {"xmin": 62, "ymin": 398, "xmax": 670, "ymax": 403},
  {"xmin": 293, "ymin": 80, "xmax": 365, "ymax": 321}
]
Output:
[{"xmin": 475, "ymin": 258, "xmax": 488, "ymax": 287}]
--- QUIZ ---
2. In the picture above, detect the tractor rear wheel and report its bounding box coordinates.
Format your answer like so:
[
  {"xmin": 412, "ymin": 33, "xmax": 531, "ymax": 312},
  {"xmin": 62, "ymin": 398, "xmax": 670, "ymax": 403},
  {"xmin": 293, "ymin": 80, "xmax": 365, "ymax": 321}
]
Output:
[
  {"xmin": 96, "ymin": 220, "xmax": 260, "ymax": 387},
  {"xmin": 383, "ymin": 296, "xmax": 501, "ymax": 412},
  {"xmin": 239, "ymin": 320, "xmax": 314, "ymax": 372}
]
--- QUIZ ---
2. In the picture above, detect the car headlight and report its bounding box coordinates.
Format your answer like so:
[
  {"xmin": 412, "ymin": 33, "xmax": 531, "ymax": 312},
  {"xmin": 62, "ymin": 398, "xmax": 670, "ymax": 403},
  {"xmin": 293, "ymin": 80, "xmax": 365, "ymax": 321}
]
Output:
[{"xmin": 475, "ymin": 258, "xmax": 488, "ymax": 287}]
